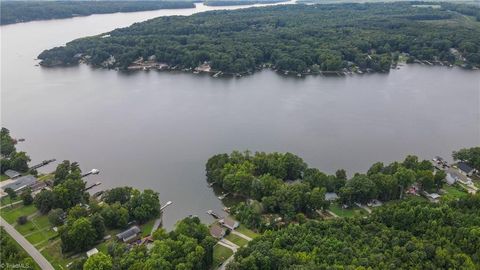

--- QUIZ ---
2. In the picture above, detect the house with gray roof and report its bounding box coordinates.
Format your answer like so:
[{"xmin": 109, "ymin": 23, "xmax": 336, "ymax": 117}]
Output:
[
  {"xmin": 2, "ymin": 175, "xmax": 37, "ymax": 193},
  {"xmin": 116, "ymin": 226, "xmax": 141, "ymax": 243},
  {"xmin": 4, "ymin": 170, "xmax": 21, "ymax": 179},
  {"xmin": 457, "ymin": 162, "xmax": 475, "ymax": 176}
]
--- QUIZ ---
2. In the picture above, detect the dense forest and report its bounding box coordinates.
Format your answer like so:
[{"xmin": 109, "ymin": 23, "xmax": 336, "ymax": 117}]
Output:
[
  {"xmin": 204, "ymin": 0, "xmax": 286, "ymax": 6},
  {"xmin": 206, "ymin": 151, "xmax": 446, "ymax": 230},
  {"xmin": 227, "ymin": 195, "xmax": 480, "ymax": 269},
  {"xmin": 38, "ymin": 2, "xmax": 480, "ymax": 74},
  {"xmin": 0, "ymin": 1, "xmax": 195, "ymax": 25}
]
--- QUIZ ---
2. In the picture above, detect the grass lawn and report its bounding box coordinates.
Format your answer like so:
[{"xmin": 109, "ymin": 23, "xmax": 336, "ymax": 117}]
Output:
[
  {"xmin": 442, "ymin": 185, "xmax": 469, "ymax": 201},
  {"xmin": 225, "ymin": 233, "xmax": 249, "ymax": 247},
  {"xmin": 0, "ymin": 174, "xmax": 10, "ymax": 181},
  {"xmin": 37, "ymin": 173, "xmax": 54, "ymax": 182},
  {"xmin": 41, "ymin": 241, "xmax": 76, "ymax": 270},
  {"xmin": 212, "ymin": 244, "xmax": 233, "ymax": 268},
  {"xmin": 0, "ymin": 195, "xmax": 22, "ymax": 206},
  {"xmin": 0, "ymin": 203, "xmax": 37, "ymax": 223},
  {"xmin": 236, "ymin": 224, "xmax": 259, "ymax": 239},
  {"xmin": 140, "ymin": 218, "xmax": 156, "ymax": 237},
  {"xmin": 329, "ymin": 203, "xmax": 367, "ymax": 218}
]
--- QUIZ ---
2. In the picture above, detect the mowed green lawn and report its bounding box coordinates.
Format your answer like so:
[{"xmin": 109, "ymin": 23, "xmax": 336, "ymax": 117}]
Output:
[
  {"xmin": 236, "ymin": 225, "xmax": 259, "ymax": 239},
  {"xmin": 442, "ymin": 185, "xmax": 469, "ymax": 201},
  {"xmin": 329, "ymin": 203, "xmax": 367, "ymax": 218},
  {"xmin": 212, "ymin": 244, "xmax": 233, "ymax": 268},
  {"xmin": 225, "ymin": 233, "xmax": 249, "ymax": 247},
  {"xmin": 1, "ymin": 203, "xmax": 37, "ymax": 223}
]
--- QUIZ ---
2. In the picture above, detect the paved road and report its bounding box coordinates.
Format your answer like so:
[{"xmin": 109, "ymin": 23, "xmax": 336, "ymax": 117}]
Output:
[{"xmin": 0, "ymin": 217, "xmax": 54, "ymax": 270}]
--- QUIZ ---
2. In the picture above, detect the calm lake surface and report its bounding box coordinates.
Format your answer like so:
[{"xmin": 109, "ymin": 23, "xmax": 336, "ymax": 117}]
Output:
[{"xmin": 1, "ymin": 2, "xmax": 479, "ymax": 228}]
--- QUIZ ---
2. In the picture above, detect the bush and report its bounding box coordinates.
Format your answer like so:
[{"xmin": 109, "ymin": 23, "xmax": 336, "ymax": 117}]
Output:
[{"xmin": 17, "ymin": 216, "xmax": 28, "ymax": 225}]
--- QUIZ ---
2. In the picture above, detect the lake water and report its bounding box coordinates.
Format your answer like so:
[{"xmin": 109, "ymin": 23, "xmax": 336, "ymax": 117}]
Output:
[{"xmin": 1, "ymin": 2, "xmax": 479, "ymax": 228}]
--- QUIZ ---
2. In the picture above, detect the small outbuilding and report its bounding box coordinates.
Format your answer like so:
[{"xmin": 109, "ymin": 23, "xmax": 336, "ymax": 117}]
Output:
[
  {"xmin": 86, "ymin": 248, "xmax": 99, "ymax": 258},
  {"xmin": 4, "ymin": 170, "xmax": 21, "ymax": 179},
  {"xmin": 424, "ymin": 191, "xmax": 441, "ymax": 203},
  {"xmin": 116, "ymin": 226, "xmax": 141, "ymax": 243},
  {"xmin": 325, "ymin": 192, "xmax": 339, "ymax": 201}
]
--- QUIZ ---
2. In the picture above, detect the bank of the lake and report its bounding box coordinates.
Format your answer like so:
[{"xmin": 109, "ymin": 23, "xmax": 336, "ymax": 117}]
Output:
[{"xmin": 1, "ymin": 2, "xmax": 479, "ymax": 229}]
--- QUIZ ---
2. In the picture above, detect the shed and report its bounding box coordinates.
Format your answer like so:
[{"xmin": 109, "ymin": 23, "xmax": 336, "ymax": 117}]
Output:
[
  {"xmin": 116, "ymin": 226, "xmax": 141, "ymax": 243},
  {"xmin": 2, "ymin": 175, "xmax": 37, "ymax": 192},
  {"xmin": 86, "ymin": 248, "xmax": 98, "ymax": 258},
  {"xmin": 325, "ymin": 192, "xmax": 339, "ymax": 201},
  {"xmin": 4, "ymin": 170, "xmax": 21, "ymax": 179}
]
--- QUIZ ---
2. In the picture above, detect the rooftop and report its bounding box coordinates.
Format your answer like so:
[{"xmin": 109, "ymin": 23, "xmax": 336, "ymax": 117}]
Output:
[
  {"xmin": 2, "ymin": 175, "xmax": 37, "ymax": 192},
  {"xmin": 458, "ymin": 162, "xmax": 474, "ymax": 174},
  {"xmin": 4, "ymin": 170, "xmax": 20, "ymax": 179},
  {"xmin": 209, "ymin": 224, "xmax": 225, "ymax": 239},
  {"xmin": 116, "ymin": 226, "xmax": 141, "ymax": 242}
]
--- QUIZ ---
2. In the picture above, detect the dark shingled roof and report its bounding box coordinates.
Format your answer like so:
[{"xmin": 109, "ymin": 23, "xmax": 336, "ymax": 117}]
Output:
[{"xmin": 458, "ymin": 162, "xmax": 474, "ymax": 174}]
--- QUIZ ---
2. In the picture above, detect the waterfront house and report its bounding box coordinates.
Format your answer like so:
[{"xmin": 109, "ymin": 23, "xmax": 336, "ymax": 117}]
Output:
[
  {"xmin": 209, "ymin": 224, "xmax": 226, "ymax": 239},
  {"xmin": 4, "ymin": 170, "xmax": 21, "ymax": 179},
  {"xmin": 219, "ymin": 217, "xmax": 239, "ymax": 230},
  {"xmin": 2, "ymin": 175, "xmax": 37, "ymax": 193},
  {"xmin": 116, "ymin": 226, "xmax": 141, "ymax": 243},
  {"xmin": 457, "ymin": 162, "xmax": 475, "ymax": 176},
  {"xmin": 445, "ymin": 173, "xmax": 456, "ymax": 185}
]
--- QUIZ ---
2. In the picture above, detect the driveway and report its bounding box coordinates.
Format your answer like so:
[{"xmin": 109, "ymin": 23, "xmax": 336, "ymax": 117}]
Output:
[{"xmin": 0, "ymin": 217, "xmax": 54, "ymax": 270}]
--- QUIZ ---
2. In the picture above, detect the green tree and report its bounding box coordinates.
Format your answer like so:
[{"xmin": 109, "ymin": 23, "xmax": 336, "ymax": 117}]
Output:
[
  {"xmin": 90, "ymin": 213, "xmax": 106, "ymax": 241},
  {"xmin": 434, "ymin": 170, "xmax": 447, "ymax": 190},
  {"xmin": 394, "ymin": 167, "xmax": 416, "ymax": 199},
  {"xmin": 48, "ymin": 208, "xmax": 65, "ymax": 226},
  {"xmin": 83, "ymin": 252, "xmax": 113, "ymax": 270},
  {"xmin": 20, "ymin": 188, "xmax": 33, "ymax": 205},
  {"xmin": 127, "ymin": 189, "xmax": 160, "ymax": 224},
  {"xmin": 9, "ymin": 152, "xmax": 30, "ymax": 172},
  {"xmin": 60, "ymin": 217, "xmax": 96, "ymax": 253},
  {"xmin": 34, "ymin": 190, "xmax": 57, "ymax": 214}
]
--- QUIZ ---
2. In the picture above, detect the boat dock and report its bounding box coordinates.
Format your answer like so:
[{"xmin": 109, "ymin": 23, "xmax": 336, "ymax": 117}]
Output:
[
  {"xmin": 82, "ymin": 169, "xmax": 100, "ymax": 178},
  {"xmin": 29, "ymin": 159, "xmax": 56, "ymax": 170},
  {"xmin": 207, "ymin": 210, "xmax": 222, "ymax": 219},
  {"xmin": 84, "ymin": 182, "xmax": 101, "ymax": 191}
]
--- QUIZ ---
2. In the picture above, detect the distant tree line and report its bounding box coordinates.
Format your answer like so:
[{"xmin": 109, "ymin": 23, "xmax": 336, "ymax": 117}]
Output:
[
  {"xmin": 228, "ymin": 195, "xmax": 480, "ymax": 269},
  {"xmin": 0, "ymin": 1, "xmax": 195, "ymax": 25},
  {"xmin": 204, "ymin": 0, "xmax": 285, "ymax": 6},
  {"xmin": 206, "ymin": 151, "xmax": 446, "ymax": 230},
  {"xmin": 38, "ymin": 2, "xmax": 480, "ymax": 73}
]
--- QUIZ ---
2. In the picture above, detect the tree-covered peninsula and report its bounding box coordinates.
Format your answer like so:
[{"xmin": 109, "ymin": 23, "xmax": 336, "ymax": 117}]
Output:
[
  {"xmin": 0, "ymin": 1, "xmax": 195, "ymax": 25},
  {"xmin": 38, "ymin": 2, "xmax": 480, "ymax": 75}
]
